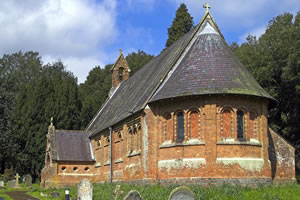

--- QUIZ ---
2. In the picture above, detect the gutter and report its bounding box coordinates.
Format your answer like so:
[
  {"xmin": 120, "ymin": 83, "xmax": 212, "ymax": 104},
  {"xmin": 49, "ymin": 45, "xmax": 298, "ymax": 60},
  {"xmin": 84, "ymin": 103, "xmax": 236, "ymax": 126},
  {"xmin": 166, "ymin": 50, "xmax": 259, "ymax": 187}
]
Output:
[{"xmin": 109, "ymin": 126, "xmax": 113, "ymax": 183}]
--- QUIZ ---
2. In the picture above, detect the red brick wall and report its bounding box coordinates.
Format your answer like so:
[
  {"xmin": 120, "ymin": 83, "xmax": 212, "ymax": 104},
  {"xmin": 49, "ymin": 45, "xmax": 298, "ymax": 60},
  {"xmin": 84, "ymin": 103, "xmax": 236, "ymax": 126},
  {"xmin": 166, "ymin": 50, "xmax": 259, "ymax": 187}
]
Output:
[
  {"xmin": 42, "ymin": 95, "xmax": 295, "ymax": 187},
  {"xmin": 268, "ymin": 128, "xmax": 296, "ymax": 183}
]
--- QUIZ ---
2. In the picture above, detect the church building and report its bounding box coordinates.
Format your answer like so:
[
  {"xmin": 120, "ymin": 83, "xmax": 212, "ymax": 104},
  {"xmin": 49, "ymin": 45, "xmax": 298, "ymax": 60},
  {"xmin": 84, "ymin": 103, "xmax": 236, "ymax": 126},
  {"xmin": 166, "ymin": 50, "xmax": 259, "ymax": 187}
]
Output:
[{"xmin": 41, "ymin": 6, "xmax": 296, "ymax": 187}]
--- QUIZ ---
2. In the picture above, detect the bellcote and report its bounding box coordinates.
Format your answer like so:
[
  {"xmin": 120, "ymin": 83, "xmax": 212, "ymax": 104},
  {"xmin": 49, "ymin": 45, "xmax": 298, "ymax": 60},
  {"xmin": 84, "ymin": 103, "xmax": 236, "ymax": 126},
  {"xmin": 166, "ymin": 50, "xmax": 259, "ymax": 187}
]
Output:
[{"xmin": 111, "ymin": 49, "xmax": 131, "ymax": 89}]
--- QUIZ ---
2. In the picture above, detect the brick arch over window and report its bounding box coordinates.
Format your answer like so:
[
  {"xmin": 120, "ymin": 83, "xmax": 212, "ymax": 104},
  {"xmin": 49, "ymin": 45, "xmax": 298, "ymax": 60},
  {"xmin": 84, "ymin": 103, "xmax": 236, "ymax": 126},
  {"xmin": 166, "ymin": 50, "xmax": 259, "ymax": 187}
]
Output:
[
  {"xmin": 188, "ymin": 109, "xmax": 200, "ymax": 139},
  {"xmin": 221, "ymin": 108, "xmax": 233, "ymax": 139},
  {"xmin": 249, "ymin": 110, "xmax": 257, "ymax": 140},
  {"xmin": 163, "ymin": 112, "xmax": 173, "ymax": 143}
]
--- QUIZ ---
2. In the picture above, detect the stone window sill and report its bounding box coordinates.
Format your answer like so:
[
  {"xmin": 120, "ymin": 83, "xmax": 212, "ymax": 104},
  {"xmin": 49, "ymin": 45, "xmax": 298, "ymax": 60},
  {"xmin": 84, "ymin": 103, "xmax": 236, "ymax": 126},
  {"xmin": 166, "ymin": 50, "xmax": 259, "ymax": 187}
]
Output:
[
  {"xmin": 217, "ymin": 141, "xmax": 262, "ymax": 146},
  {"xmin": 159, "ymin": 140, "xmax": 205, "ymax": 149},
  {"xmin": 104, "ymin": 161, "xmax": 110, "ymax": 166},
  {"xmin": 95, "ymin": 162, "xmax": 101, "ymax": 168},
  {"xmin": 114, "ymin": 159, "xmax": 123, "ymax": 164},
  {"xmin": 127, "ymin": 150, "xmax": 141, "ymax": 157}
]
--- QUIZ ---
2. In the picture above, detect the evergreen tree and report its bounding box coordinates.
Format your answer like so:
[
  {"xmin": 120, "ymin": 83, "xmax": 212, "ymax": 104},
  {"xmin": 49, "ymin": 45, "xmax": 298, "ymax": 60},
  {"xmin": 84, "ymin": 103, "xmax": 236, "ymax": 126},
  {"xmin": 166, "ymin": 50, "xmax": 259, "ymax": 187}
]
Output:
[
  {"xmin": 166, "ymin": 3, "xmax": 194, "ymax": 47},
  {"xmin": 13, "ymin": 61, "xmax": 81, "ymax": 179}
]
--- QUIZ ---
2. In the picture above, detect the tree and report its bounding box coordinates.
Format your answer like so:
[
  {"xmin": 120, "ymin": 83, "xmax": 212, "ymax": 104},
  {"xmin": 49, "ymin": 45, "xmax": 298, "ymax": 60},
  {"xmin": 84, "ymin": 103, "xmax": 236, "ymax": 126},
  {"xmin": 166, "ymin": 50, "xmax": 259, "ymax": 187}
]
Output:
[
  {"xmin": 79, "ymin": 64, "xmax": 112, "ymax": 128},
  {"xmin": 126, "ymin": 50, "xmax": 154, "ymax": 74},
  {"xmin": 232, "ymin": 11, "xmax": 300, "ymax": 163},
  {"xmin": 166, "ymin": 3, "xmax": 194, "ymax": 47},
  {"xmin": 0, "ymin": 51, "xmax": 42, "ymax": 174},
  {"xmin": 13, "ymin": 61, "xmax": 81, "ymax": 180}
]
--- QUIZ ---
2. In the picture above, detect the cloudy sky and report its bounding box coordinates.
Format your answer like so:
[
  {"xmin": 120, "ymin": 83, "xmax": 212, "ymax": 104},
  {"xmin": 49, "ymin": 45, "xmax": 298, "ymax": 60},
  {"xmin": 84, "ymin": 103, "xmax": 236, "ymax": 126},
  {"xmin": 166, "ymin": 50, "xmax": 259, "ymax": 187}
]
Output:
[{"xmin": 0, "ymin": 0, "xmax": 299, "ymax": 83}]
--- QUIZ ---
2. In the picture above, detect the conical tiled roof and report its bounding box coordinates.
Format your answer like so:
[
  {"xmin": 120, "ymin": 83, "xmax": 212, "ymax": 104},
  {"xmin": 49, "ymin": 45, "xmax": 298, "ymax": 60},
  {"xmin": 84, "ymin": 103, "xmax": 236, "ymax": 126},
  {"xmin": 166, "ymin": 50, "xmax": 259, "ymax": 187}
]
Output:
[
  {"xmin": 150, "ymin": 13, "xmax": 274, "ymax": 102},
  {"xmin": 87, "ymin": 10, "xmax": 274, "ymax": 136}
]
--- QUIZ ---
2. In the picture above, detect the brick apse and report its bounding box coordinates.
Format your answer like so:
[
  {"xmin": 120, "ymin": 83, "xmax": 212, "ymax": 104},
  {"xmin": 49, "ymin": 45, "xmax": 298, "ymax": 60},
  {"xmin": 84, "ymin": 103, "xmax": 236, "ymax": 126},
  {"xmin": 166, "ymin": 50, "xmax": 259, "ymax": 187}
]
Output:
[{"xmin": 41, "ymin": 8, "xmax": 296, "ymax": 187}]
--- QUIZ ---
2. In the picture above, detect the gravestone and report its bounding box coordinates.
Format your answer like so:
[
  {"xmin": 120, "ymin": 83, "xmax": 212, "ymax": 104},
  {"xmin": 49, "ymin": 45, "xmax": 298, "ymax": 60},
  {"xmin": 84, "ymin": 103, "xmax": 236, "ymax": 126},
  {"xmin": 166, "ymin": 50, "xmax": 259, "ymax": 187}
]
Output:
[
  {"xmin": 113, "ymin": 185, "xmax": 124, "ymax": 200},
  {"xmin": 14, "ymin": 173, "xmax": 20, "ymax": 188},
  {"xmin": 123, "ymin": 190, "xmax": 143, "ymax": 200},
  {"xmin": 0, "ymin": 196, "xmax": 5, "ymax": 200},
  {"xmin": 168, "ymin": 186, "xmax": 195, "ymax": 200},
  {"xmin": 50, "ymin": 192, "xmax": 60, "ymax": 198},
  {"xmin": 24, "ymin": 174, "xmax": 32, "ymax": 187},
  {"xmin": 77, "ymin": 179, "xmax": 93, "ymax": 200},
  {"xmin": 0, "ymin": 181, "xmax": 4, "ymax": 188},
  {"xmin": 7, "ymin": 180, "xmax": 16, "ymax": 188}
]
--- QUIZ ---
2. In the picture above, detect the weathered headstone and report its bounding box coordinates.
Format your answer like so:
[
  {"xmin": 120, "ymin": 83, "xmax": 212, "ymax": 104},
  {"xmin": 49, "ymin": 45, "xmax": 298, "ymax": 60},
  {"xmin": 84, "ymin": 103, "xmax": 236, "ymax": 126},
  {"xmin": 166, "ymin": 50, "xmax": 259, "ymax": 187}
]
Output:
[
  {"xmin": 24, "ymin": 174, "xmax": 32, "ymax": 187},
  {"xmin": 50, "ymin": 192, "xmax": 60, "ymax": 198},
  {"xmin": 168, "ymin": 186, "xmax": 195, "ymax": 200},
  {"xmin": 7, "ymin": 180, "xmax": 16, "ymax": 188},
  {"xmin": 77, "ymin": 179, "xmax": 93, "ymax": 200},
  {"xmin": 123, "ymin": 190, "xmax": 143, "ymax": 200},
  {"xmin": 0, "ymin": 181, "xmax": 4, "ymax": 188}
]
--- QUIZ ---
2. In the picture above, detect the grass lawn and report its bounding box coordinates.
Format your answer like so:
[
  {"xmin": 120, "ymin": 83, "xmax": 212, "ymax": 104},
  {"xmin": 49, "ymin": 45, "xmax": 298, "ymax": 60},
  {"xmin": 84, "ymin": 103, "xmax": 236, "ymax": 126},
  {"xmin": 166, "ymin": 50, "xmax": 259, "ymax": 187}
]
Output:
[
  {"xmin": 24, "ymin": 183, "xmax": 300, "ymax": 200},
  {"xmin": 0, "ymin": 182, "xmax": 299, "ymax": 199}
]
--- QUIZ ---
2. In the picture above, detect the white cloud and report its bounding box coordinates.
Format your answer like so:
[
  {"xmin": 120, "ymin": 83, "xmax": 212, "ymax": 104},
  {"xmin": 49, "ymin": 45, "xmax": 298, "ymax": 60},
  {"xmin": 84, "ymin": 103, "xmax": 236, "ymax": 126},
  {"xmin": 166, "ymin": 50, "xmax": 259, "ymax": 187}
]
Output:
[
  {"xmin": 0, "ymin": 0, "xmax": 117, "ymax": 83},
  {"xmin": 43, "ymin": 55, "xmax": 105, "ymax": 83},
  {"xmin": 239, "ymin": 26, "xmax": 266, "ymax": 43}
]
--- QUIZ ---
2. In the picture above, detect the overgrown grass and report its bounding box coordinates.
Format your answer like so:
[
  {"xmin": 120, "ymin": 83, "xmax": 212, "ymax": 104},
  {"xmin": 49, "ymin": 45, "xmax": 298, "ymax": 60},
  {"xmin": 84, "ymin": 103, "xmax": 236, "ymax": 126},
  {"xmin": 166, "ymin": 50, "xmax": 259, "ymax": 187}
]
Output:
[{"xmin": 2, "ymin": 183, "xmax": 300, "ymax": 200}]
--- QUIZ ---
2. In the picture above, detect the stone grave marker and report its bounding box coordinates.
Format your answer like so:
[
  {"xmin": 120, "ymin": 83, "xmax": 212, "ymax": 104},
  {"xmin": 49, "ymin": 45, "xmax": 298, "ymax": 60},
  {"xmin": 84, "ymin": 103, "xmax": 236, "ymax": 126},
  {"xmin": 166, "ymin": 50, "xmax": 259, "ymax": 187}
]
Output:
[
  {"xmin": 77, "ymin": 179, "xmax": 93, "ymax": 200},
  {"xmin": 0, "ymin": 181, "xmax": 4, "ymax": 188},
  {"xmin": 113, "ymin": 185, "xmax": 124, "ymax": 200},
  {"xmin": 7, "ymin": 180, "xmax": 16, "ymax": 188},
  {"xmin": 123, "ymin": 190, "xmax": 143, "ymax": 200},
  {"xmin": 14, "ymin": 173, "xmax": 20, "ymax": 188},
  {"xmin": 24, "ymin": 174, "xmax": 32, "ymax": 187},
  {"xmin": 168, "ymin": 186, "xmax": 195, "ymax": 200}
]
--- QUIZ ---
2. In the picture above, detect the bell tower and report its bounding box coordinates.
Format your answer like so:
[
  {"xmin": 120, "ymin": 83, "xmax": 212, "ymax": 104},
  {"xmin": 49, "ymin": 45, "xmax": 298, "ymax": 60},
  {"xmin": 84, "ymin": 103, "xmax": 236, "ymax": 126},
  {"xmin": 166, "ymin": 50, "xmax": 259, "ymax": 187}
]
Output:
[{"xmin": 111, "ymin": 49, "xmax": 131, "ymax": 89}]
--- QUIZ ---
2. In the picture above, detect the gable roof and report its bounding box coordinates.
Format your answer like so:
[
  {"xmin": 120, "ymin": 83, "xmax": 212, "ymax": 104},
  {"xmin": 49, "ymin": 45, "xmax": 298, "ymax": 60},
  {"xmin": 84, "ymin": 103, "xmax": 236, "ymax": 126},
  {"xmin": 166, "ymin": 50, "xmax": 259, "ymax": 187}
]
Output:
[
  {"xmin": 87, "ymin": 11, "xmax": 274, "ymax": 136},
  {"xmin": 55, "ymin": 130, "xmax": 94, "ymax": 162}
]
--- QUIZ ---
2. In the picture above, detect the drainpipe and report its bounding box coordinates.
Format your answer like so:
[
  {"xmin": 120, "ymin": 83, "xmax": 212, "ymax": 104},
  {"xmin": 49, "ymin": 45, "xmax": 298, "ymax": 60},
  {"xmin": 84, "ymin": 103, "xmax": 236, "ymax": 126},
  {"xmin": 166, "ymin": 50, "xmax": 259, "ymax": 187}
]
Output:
[{"xmin": 109, "ymin": 127, "xmax": 113, "ymax": 183}]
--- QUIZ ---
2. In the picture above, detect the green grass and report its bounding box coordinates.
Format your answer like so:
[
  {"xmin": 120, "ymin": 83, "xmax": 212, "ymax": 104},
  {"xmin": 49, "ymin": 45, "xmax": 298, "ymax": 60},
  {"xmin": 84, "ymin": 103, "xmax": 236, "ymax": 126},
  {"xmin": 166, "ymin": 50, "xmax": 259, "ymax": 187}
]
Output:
[{"xmin": 2, "ymin": 183, "xmax": 300, "ymax": 200}]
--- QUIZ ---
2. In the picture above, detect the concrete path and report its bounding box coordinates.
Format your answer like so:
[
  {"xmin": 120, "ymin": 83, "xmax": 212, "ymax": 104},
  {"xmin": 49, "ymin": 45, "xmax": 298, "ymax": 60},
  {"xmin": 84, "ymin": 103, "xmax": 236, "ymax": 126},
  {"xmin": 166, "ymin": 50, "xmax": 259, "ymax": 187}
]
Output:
[{"xmin": 5, "ymin": 191, "xmax": 39, "ymax": 200}]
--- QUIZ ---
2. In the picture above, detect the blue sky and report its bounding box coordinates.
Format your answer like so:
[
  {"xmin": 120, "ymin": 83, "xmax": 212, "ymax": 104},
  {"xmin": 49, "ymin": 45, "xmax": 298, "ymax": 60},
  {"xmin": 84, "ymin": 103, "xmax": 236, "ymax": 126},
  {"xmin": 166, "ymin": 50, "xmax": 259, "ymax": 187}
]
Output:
[{"xmin": 0, "ymin": 0, "xmax": 299, "ymax": 83}]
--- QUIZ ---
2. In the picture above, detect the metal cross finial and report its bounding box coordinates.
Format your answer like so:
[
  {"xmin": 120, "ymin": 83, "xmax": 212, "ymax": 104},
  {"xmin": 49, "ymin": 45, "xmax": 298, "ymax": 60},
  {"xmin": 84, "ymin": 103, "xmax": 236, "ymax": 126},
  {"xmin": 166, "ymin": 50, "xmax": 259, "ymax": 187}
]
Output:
[
  {"xmin": 119, "ymin": 49, "xmax": 123, "ymax": 55},
  {"xmin": 203, "ymin": 3, "xmax": 211, "ymax": 13}
]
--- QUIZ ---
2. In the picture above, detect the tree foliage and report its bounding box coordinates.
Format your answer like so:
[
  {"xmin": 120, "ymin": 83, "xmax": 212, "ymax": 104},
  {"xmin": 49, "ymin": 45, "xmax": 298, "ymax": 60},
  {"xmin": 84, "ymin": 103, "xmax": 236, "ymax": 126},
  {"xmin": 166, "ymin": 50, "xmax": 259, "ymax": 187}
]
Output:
[
  {"xmin": 232, "ymin": 11, "xmax": 300, "ymax": 162},
  {"xmin": 166, "ymin": 3, "xmax": 194, "ymax": 47}
]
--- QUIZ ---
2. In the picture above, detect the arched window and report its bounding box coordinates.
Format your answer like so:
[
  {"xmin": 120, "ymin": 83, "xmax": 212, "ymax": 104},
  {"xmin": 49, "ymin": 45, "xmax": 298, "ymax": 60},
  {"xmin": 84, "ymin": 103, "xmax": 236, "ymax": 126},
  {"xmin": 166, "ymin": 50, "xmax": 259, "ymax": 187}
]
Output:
[
  {"xmin": 176, "ymin": 112, "xmax": 184, "ymax": 143},
  {"xmin": 190, "ymin": 110, "xmax": 199, "ymax": 139},
  {"xmin": 237, "ymin": 110, "xmax": 244, "ymax": 140},
  {"xmin": 118, "ymin": 67, "xmax": 124, "ymax": 82},
  {"xmin": 163, "ymin": 113, "xmax": 172, "ymax": 142},
  {"xmin": 222, "ymin": 108, "xmax": 232, "ymax": 138}
]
